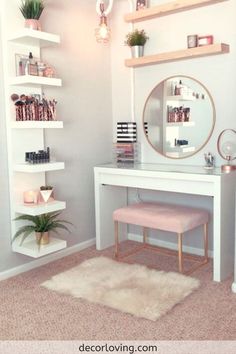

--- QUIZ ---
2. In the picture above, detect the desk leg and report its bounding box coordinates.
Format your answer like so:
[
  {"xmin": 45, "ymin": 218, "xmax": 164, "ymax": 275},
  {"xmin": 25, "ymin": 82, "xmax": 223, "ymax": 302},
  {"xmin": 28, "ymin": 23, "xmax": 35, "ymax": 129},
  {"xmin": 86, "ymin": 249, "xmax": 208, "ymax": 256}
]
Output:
[{"xmin": 94, "ymin": 182, "xmax": 127, "ymax": 250}]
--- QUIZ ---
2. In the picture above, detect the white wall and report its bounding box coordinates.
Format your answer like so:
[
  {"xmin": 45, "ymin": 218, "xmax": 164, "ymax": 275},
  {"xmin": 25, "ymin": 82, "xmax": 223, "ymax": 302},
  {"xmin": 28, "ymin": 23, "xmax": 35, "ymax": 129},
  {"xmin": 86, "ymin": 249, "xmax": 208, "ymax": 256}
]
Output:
[
  {"xmin": 0, "ymin": 0, "xmax": 112, "ymax": 272},
  {"xmin": 110, "ymin": 0, "xmax": 236, "ymax": 252}
]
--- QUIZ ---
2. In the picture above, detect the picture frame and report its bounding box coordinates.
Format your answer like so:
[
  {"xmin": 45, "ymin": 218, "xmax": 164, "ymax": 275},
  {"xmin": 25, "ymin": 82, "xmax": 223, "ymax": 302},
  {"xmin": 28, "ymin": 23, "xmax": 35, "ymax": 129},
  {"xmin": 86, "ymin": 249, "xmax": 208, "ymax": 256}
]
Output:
[{"xmin": 136, "ymin": 0, "xmax": 148, "ymax": 11}]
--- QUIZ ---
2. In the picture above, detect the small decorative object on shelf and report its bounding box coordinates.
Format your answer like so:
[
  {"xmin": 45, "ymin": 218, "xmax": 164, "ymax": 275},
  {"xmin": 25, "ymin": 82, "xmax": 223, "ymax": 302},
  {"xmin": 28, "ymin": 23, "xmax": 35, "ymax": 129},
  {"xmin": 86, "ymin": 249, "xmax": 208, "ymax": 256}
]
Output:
[
  {"xmin": 25, "ymin": 147, "xmax": 50, "ymax": 164},
  {"xmin": 40, "ymin": 185, "xmax": 53, "ymax": 203},
  {"xmin": 12, "ymin": 93, "xmax": 57, "ymax": 121},
  {"xmin": 19, "ymin": 0, "xmax": 44, "ymax": 31},
  {"xmin": 204, "ymin": 152, "xmax": 215, "ymax": 170},
  {"xmin": 175, "ymin": 139, "xmax": 189, "ymax": 146},
  {"xmin": 125, "ymin": 29, "xmax": 149, "ymax": 58},
  {"xmin": 117, "ymin": 121, "xmax": 137, "ymax": 142},
  {"xmin": 13, "ymin": 211, "xmax": 72, "ymax": 246},
  {"xmin": 136, "ymin": 0, "xmax": 148, "ymax": 11},
  {"xmin": 15, "ymin": 52, "xmax": 56, "ymax": 78},
  {"xmin": 23, "ymin": 190, "xmax": 39, "ymax": 204},
  {"xmin": 198, "ymin": 35, "xmax": 214, "ymax": 46},
  {"xmin": 187, "ymin": 34, "xmax": 198, "ymax": 48}
]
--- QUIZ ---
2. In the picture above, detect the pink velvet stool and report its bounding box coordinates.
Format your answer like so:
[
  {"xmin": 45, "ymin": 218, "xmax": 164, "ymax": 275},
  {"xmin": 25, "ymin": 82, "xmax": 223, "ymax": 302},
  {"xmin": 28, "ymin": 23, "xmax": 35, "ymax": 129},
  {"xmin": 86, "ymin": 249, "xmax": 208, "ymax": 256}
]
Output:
[{"xmin": 113, "ymin": 202, "xmax": 209, "ymax": 274}]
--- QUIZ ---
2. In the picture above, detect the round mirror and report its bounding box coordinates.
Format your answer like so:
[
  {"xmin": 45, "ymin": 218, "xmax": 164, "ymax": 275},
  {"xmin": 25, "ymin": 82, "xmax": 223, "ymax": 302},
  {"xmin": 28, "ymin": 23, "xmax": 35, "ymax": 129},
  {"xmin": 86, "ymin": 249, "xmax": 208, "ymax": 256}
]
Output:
[{"xmin": 143, "ymin": 75, "xmax": 215, "ymax": 159}]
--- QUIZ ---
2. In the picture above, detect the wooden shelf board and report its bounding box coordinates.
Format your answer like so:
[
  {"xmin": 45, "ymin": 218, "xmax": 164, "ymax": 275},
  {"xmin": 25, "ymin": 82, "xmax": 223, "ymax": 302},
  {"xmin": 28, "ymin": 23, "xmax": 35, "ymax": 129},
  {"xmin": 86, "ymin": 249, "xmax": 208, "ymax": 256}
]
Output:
[
  {"xmin": 8, "ymin": 29, "xmax": 60, "ymax": 47},
  {"xmin": 125, "ymin": 43, "xmax": 230, "ymax": 68},
  {"xmin": 14, "ymin": 162, "xmax": 65, "ymax": 173},
  {"xmin": 11, "ymin": 121, "xmax": 63, "ymax": 129},
  {"xmin": 124, "ymin": 0, "xmax": 229, "ymax": 23},
  {"xmin": 12, "ymin": 236, "xmax": 67, "ymax": 258},
  {"xmin": 10, "ymin": 75, "xmax": 62, "ymax": 87},
  {"xmin": 15, "ymin": 200, "xmax": 66, "ymax": 216}
]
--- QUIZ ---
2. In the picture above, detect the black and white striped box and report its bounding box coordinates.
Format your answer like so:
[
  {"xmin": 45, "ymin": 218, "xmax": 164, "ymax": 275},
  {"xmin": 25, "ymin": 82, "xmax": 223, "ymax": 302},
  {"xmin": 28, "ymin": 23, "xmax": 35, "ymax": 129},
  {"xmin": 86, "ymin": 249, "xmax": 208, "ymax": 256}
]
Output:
[{"xmin": 117, "ymin": 122, "xmax": 137, "ymax": 143}]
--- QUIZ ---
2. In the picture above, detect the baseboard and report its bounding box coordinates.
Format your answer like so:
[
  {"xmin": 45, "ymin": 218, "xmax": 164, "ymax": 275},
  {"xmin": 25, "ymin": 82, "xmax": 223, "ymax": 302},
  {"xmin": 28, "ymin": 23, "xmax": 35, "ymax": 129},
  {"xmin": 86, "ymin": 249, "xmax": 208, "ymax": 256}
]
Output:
[
  {"xmin": 0, "ymin": 238, "xmax": 96, "ymax": 281},
  {"xmin": 128, "ymin": 233, "xmax": 213, "ymax": 258},
  {"xmin": 231, "ymin": 282, "xmax": 236, "ymax": 293}
]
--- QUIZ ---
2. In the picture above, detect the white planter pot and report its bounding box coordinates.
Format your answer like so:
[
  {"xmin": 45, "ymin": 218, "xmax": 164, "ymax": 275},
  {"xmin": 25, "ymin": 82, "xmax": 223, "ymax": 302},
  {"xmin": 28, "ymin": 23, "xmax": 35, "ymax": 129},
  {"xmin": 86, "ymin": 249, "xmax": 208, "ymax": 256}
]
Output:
[
  {"xmin": 40, "ymin": 189, "xmax": 53, "ymax": 203},
  {"xmin": 131, "ymin": 45, "xmax": 144, "ymax": 58}
]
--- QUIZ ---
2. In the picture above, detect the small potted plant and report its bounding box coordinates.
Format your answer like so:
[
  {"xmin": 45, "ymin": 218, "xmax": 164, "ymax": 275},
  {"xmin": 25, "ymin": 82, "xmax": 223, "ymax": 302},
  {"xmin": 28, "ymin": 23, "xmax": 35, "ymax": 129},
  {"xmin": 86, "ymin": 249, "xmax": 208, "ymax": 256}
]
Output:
[
  {"xmin": 19, "ymin": 0, "xmax": 45, "ymax": 31},
  {"xmin": 13, "ymin": 212, "xmax": 72, "ymax": 246},
  {"xmin": 125, "ymin": 29, "xmax": 149, "ymax": 58},
  {"xmin": 40, "ymin": 185, "xmax": 53, "ymax": 203}
]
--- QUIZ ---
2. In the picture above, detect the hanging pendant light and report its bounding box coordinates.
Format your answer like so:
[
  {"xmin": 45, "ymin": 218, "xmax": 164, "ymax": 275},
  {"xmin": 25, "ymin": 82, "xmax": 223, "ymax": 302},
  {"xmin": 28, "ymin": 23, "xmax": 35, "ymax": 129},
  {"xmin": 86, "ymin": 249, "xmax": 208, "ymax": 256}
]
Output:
[{"xmin": 95, "ymin": 0, "xmax": 113, "ymax": 44}]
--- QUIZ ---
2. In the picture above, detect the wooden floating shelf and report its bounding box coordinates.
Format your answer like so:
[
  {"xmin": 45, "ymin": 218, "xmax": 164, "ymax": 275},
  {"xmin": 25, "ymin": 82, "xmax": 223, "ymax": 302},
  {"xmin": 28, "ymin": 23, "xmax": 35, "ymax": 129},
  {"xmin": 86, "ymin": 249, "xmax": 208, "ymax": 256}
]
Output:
[
  {"xmin": 8, "ymin": 29, "xmax": 60, "ymax": 47},
  {"xmin": 125, "ymin": 43, "xmax": 230, "ymax": 68},
  {"xmin": 10, "ymin": 75, "xmax": 62, "ymax": 87},
  {"xmin": 15, "ymin": 200, "xmax": 66, "ymax": 216},
  {"xmin": 124, "ymin": 0, "xmax": 229, "ymax": 23},
  {"xmin": 11, "ymin": 121, "xmax": 63, "ymax": 129},
  {"xmin": 14, "ymin": 162, "xmax": 65, "ymax": 173},
  {"xmin": 12, "ymin": 236, "xmax": 67, "ymax": 258}
]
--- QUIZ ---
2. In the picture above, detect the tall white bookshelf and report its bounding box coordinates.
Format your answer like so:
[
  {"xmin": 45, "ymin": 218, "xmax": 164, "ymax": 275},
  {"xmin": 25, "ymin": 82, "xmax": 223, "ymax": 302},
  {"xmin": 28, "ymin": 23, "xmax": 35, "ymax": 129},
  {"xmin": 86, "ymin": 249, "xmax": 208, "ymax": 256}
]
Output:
[{"xmin": 2, "ymin": 27, "xmax": 67, "ymax": 258}]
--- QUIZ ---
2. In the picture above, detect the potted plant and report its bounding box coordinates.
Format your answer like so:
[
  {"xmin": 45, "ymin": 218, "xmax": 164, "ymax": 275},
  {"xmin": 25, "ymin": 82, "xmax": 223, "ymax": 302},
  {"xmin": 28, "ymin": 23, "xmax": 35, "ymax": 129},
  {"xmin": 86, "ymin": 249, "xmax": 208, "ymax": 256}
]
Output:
[
  {"xmin": 13, "ymin": 212, "xmax": 72, "ymax": 246},
  {"xmin": 125, "ymin": 29, "xmax": 149, "ymax": 58},
  {"xmin": 40, "ymin": 185, "xmax": 53, "ymax": 203},
  {"xmin": 20, "ymin": 0, "xmax": 45, "ymax": 31}
]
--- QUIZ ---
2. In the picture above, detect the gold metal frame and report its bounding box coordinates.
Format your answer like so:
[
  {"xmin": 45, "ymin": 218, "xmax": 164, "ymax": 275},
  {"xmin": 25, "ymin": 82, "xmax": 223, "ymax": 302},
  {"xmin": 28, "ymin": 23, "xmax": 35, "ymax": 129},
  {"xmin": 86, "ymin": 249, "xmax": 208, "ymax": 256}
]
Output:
[
  {"xmin": 142, "ymin": 75, "xmax": 216, "ymax": 160},
  {"xmin": 114, "ymin": 221, "xmax": 209, "ymax": 275}
]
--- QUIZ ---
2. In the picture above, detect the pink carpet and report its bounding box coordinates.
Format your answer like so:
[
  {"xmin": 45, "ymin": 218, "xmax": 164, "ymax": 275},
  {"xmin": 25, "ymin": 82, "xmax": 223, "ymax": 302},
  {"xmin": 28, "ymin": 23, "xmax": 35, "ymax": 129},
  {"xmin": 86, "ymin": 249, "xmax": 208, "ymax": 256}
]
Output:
[{"xmin": 0, "ymin": 241, "xmax": 236, "ymax": 340}]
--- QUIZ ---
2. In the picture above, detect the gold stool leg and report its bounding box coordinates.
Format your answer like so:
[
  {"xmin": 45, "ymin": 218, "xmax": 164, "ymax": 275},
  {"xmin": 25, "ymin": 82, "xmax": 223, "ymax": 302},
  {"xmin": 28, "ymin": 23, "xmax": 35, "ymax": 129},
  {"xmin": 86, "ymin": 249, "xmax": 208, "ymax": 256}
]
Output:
[
  {"xmin": 204, "ymin": 223, "xmax": 209, "ymax": 262},
  {"xmin": 114, "ymin": 221, "xmax": 119, "ymax": 258},
  {"xmin": 143, "ymin": 227, "xmax": 148, "ymax": 245},
  {"xmin": 178, "ymin": 233, "xmax": 183, "ymax": 273}
]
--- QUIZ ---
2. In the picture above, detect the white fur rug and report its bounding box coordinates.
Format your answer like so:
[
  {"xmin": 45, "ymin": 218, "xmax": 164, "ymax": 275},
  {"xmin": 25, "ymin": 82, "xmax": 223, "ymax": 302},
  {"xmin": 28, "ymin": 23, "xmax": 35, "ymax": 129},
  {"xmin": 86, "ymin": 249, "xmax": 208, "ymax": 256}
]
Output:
[{"xmin": 42, "ymin": 257, "xmax": 199, "ymax": 321}]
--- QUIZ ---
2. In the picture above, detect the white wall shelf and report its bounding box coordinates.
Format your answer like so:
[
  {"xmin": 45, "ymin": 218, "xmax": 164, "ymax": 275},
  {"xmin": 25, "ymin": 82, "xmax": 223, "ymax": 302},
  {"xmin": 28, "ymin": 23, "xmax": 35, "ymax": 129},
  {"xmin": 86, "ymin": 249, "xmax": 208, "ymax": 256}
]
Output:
[
  {"xmin": 12, "ymin": 236, "xmax": 67, "ymax": 258},
  {"xmin": 166, "ymin": 95, "xmax": 196, "ymax": 101},
  {"xmin": 8, "ymin": 29, "xmax": 60, "ymax": 47},
  {"xmin": 124, "ymin": 0, "xmax": 229, "ymax": 23},
  {"xmin": 10, "ymin": 75, "xmax": 62, "ymax": 87},
  {"xmin": 13, "ymin": 162, "xmax": 65, "ymax": 173},
  {"xmin": 166, "ymin": 122, "xmax": 195, "ymax": 127},
  {"xmin": 15, "ymin": 200, "xmax": 66, "ymax": 216},
  {"xmin": 11, "ymin": 121, "xmax": 63, "ymax": 129},
  {"xmin": 125, "ymin": 44, "xmax": 230, "ymax": 68}
]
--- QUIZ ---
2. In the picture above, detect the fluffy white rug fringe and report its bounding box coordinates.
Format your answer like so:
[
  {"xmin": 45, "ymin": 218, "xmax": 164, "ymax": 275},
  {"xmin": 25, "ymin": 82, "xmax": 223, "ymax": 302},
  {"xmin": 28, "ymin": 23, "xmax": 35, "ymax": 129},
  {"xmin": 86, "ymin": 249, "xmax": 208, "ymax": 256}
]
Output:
[{"xmin": 42, "ymin": 256, "xmax": 199, "ymax": 321}]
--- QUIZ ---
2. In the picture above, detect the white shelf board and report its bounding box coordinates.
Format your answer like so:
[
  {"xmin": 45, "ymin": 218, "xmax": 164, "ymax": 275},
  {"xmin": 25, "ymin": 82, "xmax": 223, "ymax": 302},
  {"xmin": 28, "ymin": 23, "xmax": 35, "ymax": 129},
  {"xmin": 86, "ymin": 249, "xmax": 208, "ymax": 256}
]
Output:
[
  {"xmin": 15, "ymin": 200, "xmax": 66, "ymax": 216},
  {"xmin": 10, "ymin": 75, "xmax": 62, "ymax": 87},
  {"xmin": 166, "ymin": 121, "xmax": 195, "ymax": 127},
  {"xmin": 12, "ymin": 236, "xmax": 67, "ymax": 258},
  {"xmin": 8, "ymin": 29, "xmax": 60, "ymax": 47},
  {"xmin": 14, "ymin": 162, "xmax": 65, "ymax": 173},
  {"xmin": 170, "ymin": 146, "xmax": 195, "ymax": 152},
  {"xmin": 11, "ymin": 121, "xmax": 63, "ymax": 129},
  {"xmin": 166, "ymin": 95, "xmax": 196, "ymax": 101}
]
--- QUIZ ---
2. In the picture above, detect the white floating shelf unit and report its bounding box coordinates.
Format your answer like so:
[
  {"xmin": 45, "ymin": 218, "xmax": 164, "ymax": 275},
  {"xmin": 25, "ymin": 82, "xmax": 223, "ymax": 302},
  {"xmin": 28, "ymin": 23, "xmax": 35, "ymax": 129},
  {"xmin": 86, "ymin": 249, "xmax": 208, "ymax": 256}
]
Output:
[
  {"xmin": 8, "ymin": 29, "xmax": 60, "ymax": 47},
  {"xmin": 10, "ymin": 75, "xmax": 62, "ymax": 87},
  {"xmin": 12, "ymin": 237, "xmax": 67, "ymax": 258},
  {"xmin": 166, "ymin": 122, "xmax": 195, "ymax": 127},
  {"xmin": 11, "ymin": 121, "xmax": 63, "ymax": 129},
  {"xmin": 15, "ymin": 200, "xmax": 66, "ymax": 216},
  {"xmin": 13, "ymin": 162, "xmax": 65, "ymax": 173},
  {"xmin": 166, "ymin": 95, "xmax": 196, "ymax": 101}
]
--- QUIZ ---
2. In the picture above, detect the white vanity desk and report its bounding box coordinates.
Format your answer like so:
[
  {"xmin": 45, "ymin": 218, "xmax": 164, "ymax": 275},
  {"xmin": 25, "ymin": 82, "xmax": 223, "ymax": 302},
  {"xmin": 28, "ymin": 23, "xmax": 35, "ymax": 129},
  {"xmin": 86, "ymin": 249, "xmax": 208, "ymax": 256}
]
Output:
[{"xmin": 94, "ymin": 163, "xmax": 236, "ymax": 282}]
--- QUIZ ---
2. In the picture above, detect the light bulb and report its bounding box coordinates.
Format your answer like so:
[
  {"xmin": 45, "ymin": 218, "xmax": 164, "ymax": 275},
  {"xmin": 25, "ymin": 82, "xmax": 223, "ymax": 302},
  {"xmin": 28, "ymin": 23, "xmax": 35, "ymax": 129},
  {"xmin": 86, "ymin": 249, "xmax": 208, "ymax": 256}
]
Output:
[
  {"xmin": 222, "ymin": 141, "xmax": 236, "ymax": 161},
  {"xmin": 95, "ymin": 16, "xmax": 110, "ymax": 43}
]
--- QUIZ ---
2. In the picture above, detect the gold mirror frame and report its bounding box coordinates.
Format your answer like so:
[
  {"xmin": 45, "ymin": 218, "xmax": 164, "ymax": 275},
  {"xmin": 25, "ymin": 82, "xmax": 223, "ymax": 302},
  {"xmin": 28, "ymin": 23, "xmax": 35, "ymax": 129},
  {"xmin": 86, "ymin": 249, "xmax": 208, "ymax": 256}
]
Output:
[{"xmin": 142, "ymin": 75, "xmax": 216, "ymax": 159}]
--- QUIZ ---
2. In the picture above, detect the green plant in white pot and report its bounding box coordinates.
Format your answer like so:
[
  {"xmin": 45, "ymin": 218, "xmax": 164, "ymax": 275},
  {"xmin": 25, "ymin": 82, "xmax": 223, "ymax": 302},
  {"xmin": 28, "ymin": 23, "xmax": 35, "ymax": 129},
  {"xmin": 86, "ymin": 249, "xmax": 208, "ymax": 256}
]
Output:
[
  {"xmin": 125, "ymin": 29, "xmax": 149, "ymax": 58},
  {"xmin": 20, "ymin": 0, "xmax": 45, "ymax": 31},
  {"xmin": 13, "ymin": 212, "xmax": 72, "ymax": 246}
]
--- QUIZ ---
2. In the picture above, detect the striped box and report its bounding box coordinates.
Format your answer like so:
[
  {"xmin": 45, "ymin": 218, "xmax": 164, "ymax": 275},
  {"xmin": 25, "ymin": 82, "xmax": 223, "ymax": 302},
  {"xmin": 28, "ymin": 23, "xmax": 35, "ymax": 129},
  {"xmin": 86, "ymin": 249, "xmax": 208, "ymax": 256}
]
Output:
[{"xmin": 117, "ymin": 122, "xmax": 137, "ymax": 143}]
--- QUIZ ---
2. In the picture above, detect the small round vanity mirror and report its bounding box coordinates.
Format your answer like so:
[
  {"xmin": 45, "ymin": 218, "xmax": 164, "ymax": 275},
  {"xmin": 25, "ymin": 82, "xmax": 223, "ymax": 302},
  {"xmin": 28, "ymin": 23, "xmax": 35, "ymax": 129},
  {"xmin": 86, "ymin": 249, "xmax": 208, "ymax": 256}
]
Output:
[{"xmin": 143, "ymin": 75, "xmax": 215, "ymax": 159}]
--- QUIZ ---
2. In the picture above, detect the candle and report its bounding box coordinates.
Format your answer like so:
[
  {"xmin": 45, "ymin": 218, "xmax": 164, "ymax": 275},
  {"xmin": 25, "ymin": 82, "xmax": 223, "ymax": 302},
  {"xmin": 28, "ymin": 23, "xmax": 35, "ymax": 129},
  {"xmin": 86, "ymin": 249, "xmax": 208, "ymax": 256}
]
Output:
[{"xmin": 23, "ymin": 190, "xmax": 38, "ymax": 204}]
